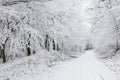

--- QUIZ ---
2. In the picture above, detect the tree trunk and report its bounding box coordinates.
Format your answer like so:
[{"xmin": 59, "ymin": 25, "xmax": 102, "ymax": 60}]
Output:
[
  {"xmin": 57, "ymin": 44, "xmax": 60, "ymax": 51},
  {"xmin": 45, "ymin": 35, "xmax": 50, "ymax": 51},
  {"xmin": 53, "ymin": 39, "xmax": 55, "ymax": 50},
  {"xmin": 27, "ymin": 47, "xmax": 31, "ymax": 56},
  {"xmin": 1, "ymin": 44, "xmax": 6, "ymax": 63},
  {"xmin": 27, "ymin": 41, "xmax": 31, "ymax": 56}
]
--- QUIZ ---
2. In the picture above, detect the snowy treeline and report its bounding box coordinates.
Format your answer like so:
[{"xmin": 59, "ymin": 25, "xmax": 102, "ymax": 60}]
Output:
[
  {"xmin": 0, "ymin": 0, "xmax": 90, "ymax": 63},
  {"xmin": 0, "ymin": 0, "xmax": 52, "ymax": 6},
  {"xmin": 89, "ymin": 0, "xmax": 120, "ymax": 58}
]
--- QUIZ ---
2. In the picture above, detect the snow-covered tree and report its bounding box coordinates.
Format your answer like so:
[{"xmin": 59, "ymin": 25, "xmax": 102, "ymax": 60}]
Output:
[
  {"xmin": 90, "ymin": 0, "xmax": 120, "ymax": 58},
  {"xmin": 0, "ymin": 0, "xmax": 90, "ymax": 63}
]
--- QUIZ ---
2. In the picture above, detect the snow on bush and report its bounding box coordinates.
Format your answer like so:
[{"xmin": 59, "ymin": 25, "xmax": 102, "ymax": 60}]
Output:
[
  {"xmin": 88, "ymin": 0, "xmax": 120, "ymax": 76},
  {"xmin": 103, "ymin": 52, "xmax": 120, "ymax": 75},
  {"xmin": 0, "ymin": 50, "xmax": 70, "ymax": 80},
  {"xmin": 0, "ymin": 0, "xmax": 89, "ymax": 63},
  {"xmin": 90, "ymin": 0, "xmax": 120, "ymax": 58}
]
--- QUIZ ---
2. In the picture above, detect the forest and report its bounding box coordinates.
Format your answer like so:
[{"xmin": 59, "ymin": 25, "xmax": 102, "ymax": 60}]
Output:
[{"xmin": 0, "ymin": 0, "xmax": 120, "ymax": 80}]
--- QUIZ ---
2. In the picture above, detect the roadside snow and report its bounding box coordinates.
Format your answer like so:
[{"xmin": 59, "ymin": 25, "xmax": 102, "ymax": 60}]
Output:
[
  {"xmin": 0, "ymin": 50, "xmax": 119, "ymax": 80},
  {"xmin": 46, "ymin": 50, "xmax": 120, "ymax": 80},
  {"xmin": 102, "ymin": 50, "xmax": 120, "ymax": 76},
  {"xmin": 0, "ymin": 50, "xmax": 72, "ymax": 80}
]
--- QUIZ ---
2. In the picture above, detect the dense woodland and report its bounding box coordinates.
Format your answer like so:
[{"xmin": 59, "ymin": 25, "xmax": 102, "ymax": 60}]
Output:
[
  {"xmin": 0, "ymin": 0, "xmax": 91, "ymax": 63},
  {"xmin": 90, "ymin": 0, "xmax": 120, "ymax": 58},
  {"xmin": 0, "ymin": 0, "xmax": 119, "ymax": 64},
  {"xmin": 1, "ymin": 0, "xmax": 120, "ymax": 80}
]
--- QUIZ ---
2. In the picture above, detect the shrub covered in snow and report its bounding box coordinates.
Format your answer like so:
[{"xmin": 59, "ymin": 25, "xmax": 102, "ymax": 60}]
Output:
[
  {"xmin": 90, "ymin": 0, "xmax": 120, "ymax": 58},
  {"xmin": 0, "ymin": 0, "xmax": 89, "ymax": 63}
]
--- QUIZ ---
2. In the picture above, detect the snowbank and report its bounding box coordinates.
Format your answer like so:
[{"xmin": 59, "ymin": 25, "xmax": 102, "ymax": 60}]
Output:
[
  {"xmin": 102, "ymin": 51, "xmax": 120, "ymax": 77},
  {"xmin": 0, "ymin": 50, "xmax": 79, "ymax": 80}
]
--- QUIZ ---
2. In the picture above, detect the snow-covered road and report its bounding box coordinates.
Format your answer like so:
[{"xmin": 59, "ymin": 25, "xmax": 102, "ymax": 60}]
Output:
[{"xmin": 45, "ymin": 50, "xmax": 119, "ymax": 80}]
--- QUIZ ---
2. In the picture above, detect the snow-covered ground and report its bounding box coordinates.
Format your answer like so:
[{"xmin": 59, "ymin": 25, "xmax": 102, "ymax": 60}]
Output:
[
  {"xmin": 1, "ymin": 50, "xmax": 119, "ymax": 80},
  {"xmin": 101, "ymin": 52, "xmax": 120, "ymax": 76},
  {"xmin": 0, "ymin": 0, "xmax": 120, "ymax": 80},
  {"xmin": 46, "ymin": 50, "xmax": 120, "ymax": 80},
  {"xmin": 0, "ymin": 50, "xmax": 75, "ymax": 80}
]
